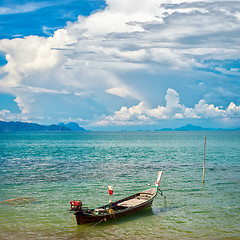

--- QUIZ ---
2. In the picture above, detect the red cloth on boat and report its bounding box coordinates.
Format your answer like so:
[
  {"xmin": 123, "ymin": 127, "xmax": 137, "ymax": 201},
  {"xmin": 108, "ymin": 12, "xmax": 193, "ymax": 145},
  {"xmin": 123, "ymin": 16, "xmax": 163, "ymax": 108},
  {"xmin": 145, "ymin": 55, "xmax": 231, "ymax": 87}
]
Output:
[{"xmin": 108, "ymin": 185, "xmax": 113, "ymax": 195}]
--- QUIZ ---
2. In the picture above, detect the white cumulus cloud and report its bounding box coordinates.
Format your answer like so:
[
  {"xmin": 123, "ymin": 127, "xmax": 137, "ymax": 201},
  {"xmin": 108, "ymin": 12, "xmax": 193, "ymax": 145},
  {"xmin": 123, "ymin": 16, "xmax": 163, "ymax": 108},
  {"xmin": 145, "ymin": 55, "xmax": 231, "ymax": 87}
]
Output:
[
  {"xmin": 97, "ymin": 88, "xmax": 240, "ymax": 126},
  {"xmin": 0, "ymin": 0, "xmax": 240, "ymax": 127}
]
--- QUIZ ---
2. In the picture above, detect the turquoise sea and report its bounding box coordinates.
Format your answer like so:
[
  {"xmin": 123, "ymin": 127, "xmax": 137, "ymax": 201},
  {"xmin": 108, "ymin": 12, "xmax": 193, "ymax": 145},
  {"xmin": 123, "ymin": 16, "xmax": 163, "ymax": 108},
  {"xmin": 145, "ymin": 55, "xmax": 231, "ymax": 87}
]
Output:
[{"xmin": 0, "ymin": 131, "xmax": 239, "ymax": 239}]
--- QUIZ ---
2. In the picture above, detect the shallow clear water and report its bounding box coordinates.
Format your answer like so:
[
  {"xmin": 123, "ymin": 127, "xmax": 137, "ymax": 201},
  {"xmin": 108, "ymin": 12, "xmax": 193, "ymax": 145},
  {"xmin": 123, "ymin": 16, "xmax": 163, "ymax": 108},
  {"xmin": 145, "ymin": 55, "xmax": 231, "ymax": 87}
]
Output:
[{"xmin": 0, "ymin": 131, "xmax": 239, "ymax": 239}]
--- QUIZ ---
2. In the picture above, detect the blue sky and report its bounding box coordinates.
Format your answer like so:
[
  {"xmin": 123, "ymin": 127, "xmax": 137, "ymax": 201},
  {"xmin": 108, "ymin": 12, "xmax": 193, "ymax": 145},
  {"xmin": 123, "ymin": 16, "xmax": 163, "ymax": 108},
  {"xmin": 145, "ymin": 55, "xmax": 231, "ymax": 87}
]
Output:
[{"xmin": 0, "ymin": 0, "xmax": 240, "ymax": 130}]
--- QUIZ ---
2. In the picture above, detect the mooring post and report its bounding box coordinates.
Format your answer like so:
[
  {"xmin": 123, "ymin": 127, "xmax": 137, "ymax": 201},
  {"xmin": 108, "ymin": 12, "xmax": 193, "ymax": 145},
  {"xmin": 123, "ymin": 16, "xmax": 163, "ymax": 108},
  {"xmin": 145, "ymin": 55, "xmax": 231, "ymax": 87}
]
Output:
[{"xmin": 203, "ymin": 136, "xmax": 206, "ymax": 183}]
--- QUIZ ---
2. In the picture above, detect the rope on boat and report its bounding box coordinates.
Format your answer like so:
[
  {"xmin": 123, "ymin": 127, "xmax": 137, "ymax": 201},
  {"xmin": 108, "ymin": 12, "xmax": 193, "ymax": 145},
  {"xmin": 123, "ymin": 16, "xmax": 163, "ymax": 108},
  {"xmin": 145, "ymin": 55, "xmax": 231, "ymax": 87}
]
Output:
[
  {"xmin": 109, "ymin": 210, "xmax": 116, "ymax": 220},
  {"xmin": 158, "ymin": 188, "xmax": 164, "ymax": 196},
  {"xmin": 72, "ymin": 214, "xmax": 75, "ymax": 225},
  {"xmin": 0, "ymin": 197, "xmax": 35, "ymax": 205},
  {"xmin": 158, "ymin": 187, "xmax": 166, "ymax": 204},
  {"xmin": 91, "ymin": 218, "xmax": 104, "ymax": 228}
]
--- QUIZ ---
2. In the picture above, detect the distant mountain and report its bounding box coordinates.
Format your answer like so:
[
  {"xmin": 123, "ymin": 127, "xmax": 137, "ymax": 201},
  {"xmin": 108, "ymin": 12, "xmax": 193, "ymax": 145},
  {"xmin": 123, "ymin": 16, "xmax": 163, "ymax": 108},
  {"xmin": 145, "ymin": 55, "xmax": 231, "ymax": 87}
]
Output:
[
  {"xmin": 175, "ymin": 124, "xmax": 206, "ymax": 131},
  {"xmin": 58, "ymin": 122, "xmax": 86, "ymax": 131},
  {"xmin": 158, "ymin": 128, "xmax": 174, "ymax": 131},
  {"xmin": 156, "ymin": 124, "xmax": 240, "ymax": 131},
  {"xmin": 0, "ymin": 121, "xmax": 71, "ymax": 132}
]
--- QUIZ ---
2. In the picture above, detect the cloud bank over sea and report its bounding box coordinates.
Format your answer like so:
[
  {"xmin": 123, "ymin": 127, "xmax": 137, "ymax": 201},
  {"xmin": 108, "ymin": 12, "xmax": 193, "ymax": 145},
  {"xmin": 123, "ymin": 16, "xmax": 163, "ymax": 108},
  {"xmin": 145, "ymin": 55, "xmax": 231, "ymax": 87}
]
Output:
[{"xmin": 0, "ymin": 0, "xmax": 240, "ymax": 129}]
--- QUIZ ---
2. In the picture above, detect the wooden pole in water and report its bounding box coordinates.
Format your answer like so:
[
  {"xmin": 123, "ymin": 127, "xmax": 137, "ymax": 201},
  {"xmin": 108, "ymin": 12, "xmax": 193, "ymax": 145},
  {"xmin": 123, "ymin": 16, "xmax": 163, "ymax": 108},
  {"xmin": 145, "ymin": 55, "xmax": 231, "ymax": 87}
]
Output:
[{"xmin": 203, "ymin": 136, "xmax": 206, "ymax": 183}]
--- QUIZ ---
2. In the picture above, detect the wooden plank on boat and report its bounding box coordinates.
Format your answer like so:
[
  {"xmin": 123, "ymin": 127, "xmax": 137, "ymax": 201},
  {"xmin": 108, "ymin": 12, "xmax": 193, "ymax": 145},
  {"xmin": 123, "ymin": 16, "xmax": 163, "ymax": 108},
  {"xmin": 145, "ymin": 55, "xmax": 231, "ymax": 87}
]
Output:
[
  {"xmin": 117, "ymin": 198, "xmax": 146, "ymax": 208},
  {"xmin": 141, "ymin": 188, "xmax": 156, "ymax": 195}
]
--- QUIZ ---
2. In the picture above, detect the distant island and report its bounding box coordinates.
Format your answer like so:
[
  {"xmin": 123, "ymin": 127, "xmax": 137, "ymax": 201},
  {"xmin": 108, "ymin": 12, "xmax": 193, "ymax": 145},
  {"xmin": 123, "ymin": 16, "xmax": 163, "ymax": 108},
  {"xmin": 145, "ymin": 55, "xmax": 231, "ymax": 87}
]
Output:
[
  {"xmin": 0, "ymin": 121, "xmax": 86, "ymax": 132},
  {"xmin": 0, "ymin": 121, "xmax": 239, "ymax": 132},
  {"xmin": 58, "ymin": 122, "xmax": 86, "ymax": 131},
  {"xmin": 155, "ymin": 124, "xmax": 240, "ymax": 131}
]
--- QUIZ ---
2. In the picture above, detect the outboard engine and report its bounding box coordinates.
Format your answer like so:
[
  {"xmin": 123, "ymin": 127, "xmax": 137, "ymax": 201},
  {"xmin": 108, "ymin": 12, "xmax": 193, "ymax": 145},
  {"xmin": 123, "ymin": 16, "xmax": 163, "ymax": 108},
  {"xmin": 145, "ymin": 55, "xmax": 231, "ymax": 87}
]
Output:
[{"xmin": 70, "ymin": 201, "xmax": 82, "ymax": 211}]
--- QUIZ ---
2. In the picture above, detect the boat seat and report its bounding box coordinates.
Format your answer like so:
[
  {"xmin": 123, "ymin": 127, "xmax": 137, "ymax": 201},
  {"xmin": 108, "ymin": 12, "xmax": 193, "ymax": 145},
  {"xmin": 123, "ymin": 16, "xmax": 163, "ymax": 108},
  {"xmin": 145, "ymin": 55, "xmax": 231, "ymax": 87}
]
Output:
[
  {"xmin": 139, "ymin": 193, "xmax": 152, "ymax": 198},
  {"xmin": 117, "ymin": 198, "xmax": 146, "ymax": 208},
  {"xmin": 137, "ymin": 196, "xmax": 150, "ymax": 200}
]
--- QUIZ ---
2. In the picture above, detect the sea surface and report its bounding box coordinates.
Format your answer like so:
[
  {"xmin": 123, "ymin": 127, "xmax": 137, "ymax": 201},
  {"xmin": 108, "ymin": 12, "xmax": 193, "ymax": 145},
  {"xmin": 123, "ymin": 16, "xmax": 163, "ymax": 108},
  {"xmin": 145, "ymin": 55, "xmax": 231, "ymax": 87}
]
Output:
[{"xmin": 0, "ymin": 131, "xmax": 239, "ymax": 239}]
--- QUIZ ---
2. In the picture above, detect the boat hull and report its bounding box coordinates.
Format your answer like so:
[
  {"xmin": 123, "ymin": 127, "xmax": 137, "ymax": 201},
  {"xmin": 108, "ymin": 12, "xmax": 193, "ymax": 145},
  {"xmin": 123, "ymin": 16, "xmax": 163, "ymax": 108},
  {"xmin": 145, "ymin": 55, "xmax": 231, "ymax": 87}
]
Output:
[
  {"xmin": 75, "ymin": 198, "xmax": 154, "ymax": 224},
  {"xmin": 72, "ymin": 171, "xmax": 163, "ymax": 225}
]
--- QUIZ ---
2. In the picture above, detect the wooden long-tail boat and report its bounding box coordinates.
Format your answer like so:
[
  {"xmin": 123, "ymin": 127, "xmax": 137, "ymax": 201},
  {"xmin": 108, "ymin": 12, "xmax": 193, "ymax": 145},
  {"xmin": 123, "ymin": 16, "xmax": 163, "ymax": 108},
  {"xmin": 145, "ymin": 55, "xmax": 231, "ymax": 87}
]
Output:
[{"xmin": 70, "ymin": 171, "xmax": 163, "ymax": 225}]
